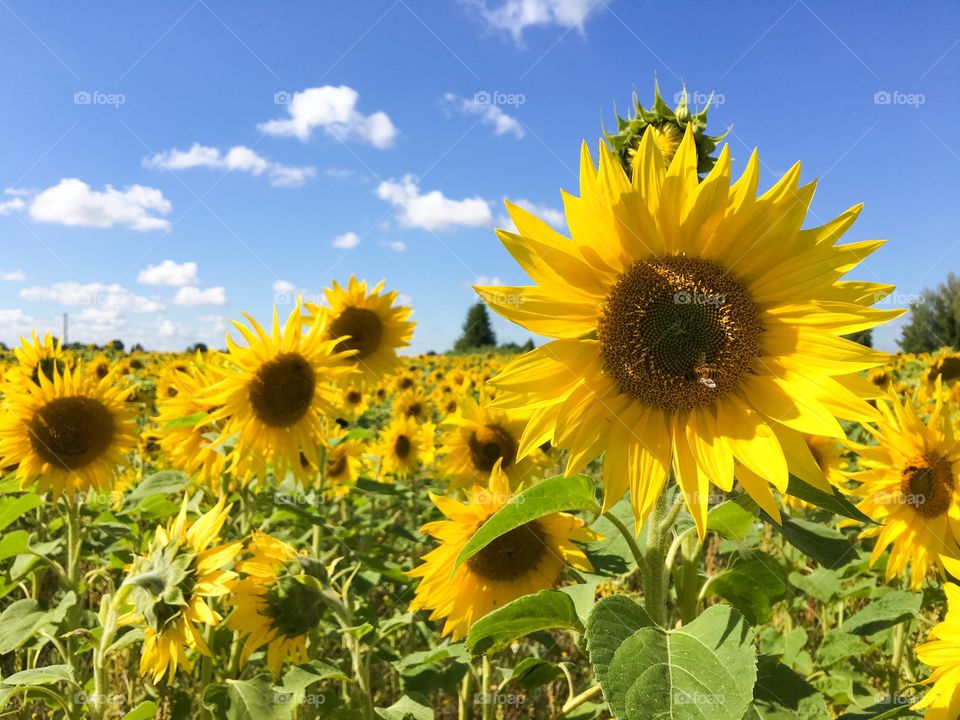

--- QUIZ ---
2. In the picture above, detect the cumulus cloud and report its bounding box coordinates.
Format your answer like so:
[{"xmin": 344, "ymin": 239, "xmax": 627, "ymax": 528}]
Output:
[
  {"xmin": 498, "ymin": 198, "xmax": 566, "ymax": 232},
  {"xmin": 376, "ymin": 175, "xmax": 492, "ymax": 231},
  {"xmin": 137, "ymin": 260, "xmax": 199, "ymax": 287},
  {"xmin": 332, "ymin": 231, "xmax": 361, "ymax": 249},
  {"xmin": 0, "ymin": 197, "xmax": 25, "ymax": 215},
  {"xmin": 468, "ymin": 0, "xmax": 606, "ymax": 41},
  {"xmin": 272, "ymin": 279, "xmax": 296, "ymax": 294},
  {"xmin": 0, "ymin": 270, "xmax": 26, "ymax": 281},
  {"xmin": 28, "ymin": 179, "xmax": 172, "ymax": 231},
  {"xmin": 473, "ymin": 275, "xmax": 504, "ymax": 287},
  {"xmin": 173, "ymin": 286, "xmax": 228, "ymax": 307},
  {"xmin": 385, "ymin": 240, "xmax": 407, "ymax": 253},
  {"xmin": 259, "ymin": 85, "xmax": 398, "ymax": 148},
  {"xmin": 145, "ymin": 143, "xmax": 316, "ymax": 188},
  {"xmin": 20, "ymin": 281, "xmax": 164, "ymax": 313},
  {"xmin": 443, "ymin": 93, "xmax": 524, "ymax": 138},
  {"xmin": 0, "ymin": 308, "xmax": 37, "ymax": 338}
]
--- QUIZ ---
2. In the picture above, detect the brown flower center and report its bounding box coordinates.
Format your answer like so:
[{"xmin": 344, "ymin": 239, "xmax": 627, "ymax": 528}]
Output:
[
  {"xmin": 330, "ymin": 307, "xmax": 383, "ymax": 361},
  {"xmin": 29, "ymin": 396, "xmax": 116, "ymax": 470},
  {"xmin": 248, "ymin": 353, "xmax": 315, "ymax": 428},
  {"xmin": 597, "ymin": 256, "xmax": 761, "ymax": 412},
  {"xmin": 394, "ymin": 434, "xmax": 412, "ymax": 459},
  {"xmin": 467, "ymin": 521, "xmax": 548, "ymax": 582},
  {"xmin": 901, "ymin": 453, "xmax": 954, "ymax": 518},
  {"xmin": 468, "ymin": 425, "xmax": 518, "ymax": 473}
]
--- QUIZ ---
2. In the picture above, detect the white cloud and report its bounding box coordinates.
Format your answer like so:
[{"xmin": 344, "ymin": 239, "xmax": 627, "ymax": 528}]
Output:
[
  {"xmin": 173, "ymin": 286, "xmax": 228, "ymax": 307},
  {"xmin": 145, "ymin": 143, "xmax": 315, "ymax": 188},
  {"xmin": 473, "ymin": 275, "xmax": 504, "ymax": 287},
  {"xmin": 385, "ymin": 240, "xmax": 407, "ymax": 253},
  {"xmin": 376, "ymin": 175, "xmax": 492, "ymax": 231},
  {"xmin": 272, "ymin": 279, "xmax": 296, "ymax": 294},
  {"xmin": 498, "ymin": 198, "xmax": 566, "ymax": 232},
  {"xmin": 0, "ymin": 197, "xmax": 25, "ymax": 215},
  {"xmin": 258, "ymin": 85, "xmax": 398, "ymax": 148},
  {"xmin": 0, "ymin": 270, "xmax": 26, "ymax": 281},
  {"xmin": 469, "ymin": 0, "xmax": 606, "ymax": 41},
  {"xmin": 332, "ymin": 231, "xmax": 361, "ymax": 249},
  {"xmin": 28, "ymin": 179, "xmax": 172, "ymax": 231},
  {"xmin": 20, "ymin": 281, "xmax": 164, "ymax": 313},
  {"xmin": 0, "ymin": 309, "xmax": 37, "ymax": 341},
  {"xmin": 444, "ymin": 93, "xmax": 524, "ymax": 138},
  {"xmin": 137, "ymin": 260, "xmax": 199, "ymax": 287}
]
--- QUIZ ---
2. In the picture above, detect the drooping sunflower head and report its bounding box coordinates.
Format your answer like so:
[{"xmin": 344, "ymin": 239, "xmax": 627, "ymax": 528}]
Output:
[
  {"xmin": 227, "ymin": 532, "xmax": 326, "ymax": 676},
  {"xmin": 408, "ymin": 460, "xmax": 598, "ymax": 640},
  {"xmin": 851, "ymin": 389, "xmax": 960, "ymax": 589},
  {"xmin": 123, "ymin": 497, "xmax": 239, "ymax": 683},
  {"xmin": 306, "ymin": 276, "xmax": 415, "ymax": 384},
  {"xmin": 604, "ymin": 81, "xmax": 727, "ymax": 177},
  {"xmin": 0, "ymin": 361, "xmax": 138, "ymax": 497},
  {"xmin": 203, "ymin": 299, "xmax": 356, "ymax": 484}
]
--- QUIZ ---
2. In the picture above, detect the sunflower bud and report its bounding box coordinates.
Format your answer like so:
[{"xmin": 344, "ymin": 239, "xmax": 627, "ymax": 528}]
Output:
[{"xmin": 263, "ymin": 573, "xmax": 326, "ymax": 637}]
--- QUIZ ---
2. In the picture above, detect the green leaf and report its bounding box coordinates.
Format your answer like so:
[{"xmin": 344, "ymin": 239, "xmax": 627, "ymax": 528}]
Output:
[
  {"xmin": 466, "ymin": 589, "xmax": 584, "ymax": 654},
  {"xmin": 767, "ymin": 515, "xmax": 856, "ymax": 568},
  {"xmin": 0, "ymin": 494, "xmax": 42, "ymax": 533},
  {"xmin": 707, "ymin": 495, "xmax": 759, "ymax": 540},
  {"xmin": 120, "ymin": 701, "xmax": 158, "ymax": 720},
  {"xmin": 602, "ymin": 604, "xmax": 756, "ymax": 720},
  {"xmin": 583, "ymin": 498, "xmax": 637, "ymax": 577},
  {"xmin": 841, "ymin": 590, "xmax": 921, "ymax": 636},
  {"xmin": 838, "ymin": 699, "xmax": 921, "ymax": 719},
  {"xmin": 500, "ymin": 657, "xmax": 564, "ymax": 690},
  {"xmin": 0, "ymin": 664, "xmax": 74, "ymax": 686},
  {"xmin": 222, "ymin": 677, "xmax": 292, "ymax": 720},
  {"xmin": 788, "ymin": 567, "xmax": 842, "ymax": 603},
  {"xmin": 749, "ymin": 655, "xmax": 829, "ymax": 719},
  {"xmin": 784, "ymin": 475, "xmax": 874, "ymax": 524},
  {"xmin": 817, "ymin": 630, "xmax": 871, "ymax": 667},
  {"xmin": 162, "ymin": 412, "xmax": 208, "ymax": 430},
  {"xmin": 0, "ymin": 592, "xmax": 76, "ymax": 653},
  {"xmin": 0, "ymin": 530, "xmax": 30, "ymax": 561},
  {"xmin": 455, "ymin": 474, "xmax": 599, "ymax": 571},
  {"xmin": 583, "ymin": 595, "xmax": 654, "ymax": 688},
  {"xmin": 121, "ymin": 471, "xmax": 189, "ymax": 512},
  {"xmin": 704, "ymin": 553, "xmax": 788, "ymax": 625},
  {"xmin": 375, "ymin": 694, "xmax": 434, "ymax": 720}
]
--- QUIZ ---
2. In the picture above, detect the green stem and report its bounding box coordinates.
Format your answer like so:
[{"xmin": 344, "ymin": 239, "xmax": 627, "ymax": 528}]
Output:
[
  {"xmin": 64, "ymin": 497, "xmax": 82, "ymax": 589},
  {"xmin": 557, "ymin": 684, "xmax": 603, "ymax": 718},
  {"xmin": 458, "ymin": 669, "xmax": 473, "ymax": 720},
  {"xmin": 481, "ymin": 655, "xmax": 494, "ymax": 720},
  {"xmin": 642, "ymin": 492, "xmax": 671, "ymax": 626},
  {"xmin": 601, "ymin": 511, "xmax": 646, "ymax": 572}
]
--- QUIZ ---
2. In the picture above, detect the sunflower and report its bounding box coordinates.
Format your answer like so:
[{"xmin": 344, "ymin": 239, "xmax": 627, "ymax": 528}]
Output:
[
  {"xmin": 375, "ymin": 414, "xmax": 435, "ymax": 480},
  {"xmin": 392, "ymin": 387, "xmax": 432, "ymax": 423},
  {"xmin": 475, "ymin": 127, "xmax": 901, "ymax": 537},
  {"xmin": 439, "ymin": 395, "xmax": 546, "ymax": 491},
  {"xmin": 0, "ymin": 362, "xmax": 137, "ymax": 497},
  {"xmin": 323, "ymin": 427, "xmax": 365, "ymax": 498},
  {"xmin": 122, "ymin": 497, "xmax": 240, "ymax": 683},
  {"xmin": 9, "ymin": 331, "xmax": 70, "ymax": 386},
  {"xmin": 337, "ymin": 384, "xmax": 369, "ymax": 420},
  {"xmin": 914, "ymin": 560, "xmax": 960, "ymax": 719},
  {"xmin": 409, "ymin": 460, "xmax": 598, "ymax": 640},
  {"xmin": 849, "ymin": 388, "xmax": 960, "ymax": 589},
  {"xmin": 307, "ymin": 276, "xmax": 414, "ymax": 385},
  {"xmin": 226, "ymin": 532, "xmax": 326, "ymax": 676},
  {"xmin": 922, "ymin": 351, "xmax": 960, "ymax": 400},
  {"xmin": 203, "ymin": 300, "xmax": 355, "ymax": 485}
]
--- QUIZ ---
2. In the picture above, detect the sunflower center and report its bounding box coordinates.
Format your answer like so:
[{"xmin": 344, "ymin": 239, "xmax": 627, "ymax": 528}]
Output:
[
  {"xmin": 264, "ymin": 575, "xmax": 325, "ymax": 638},
  {"xmin": 597, "ymin": 256, "xmax": 762, "ymax": 413},
  {"xmin": 248, "ymin": 353, "xmax": 316, "ymax": 428},
  {"xmin": 330, "ymin": 307, "xmax": 383, "ymax": 360},
  {"xmin": 468, "ymin": 425, "xmax": 518, "ymax": 473},
  {"xmin": 405, "ymin": 402, "xmax": 424, "ymax": 418},
  {"xmin": 932, "ymin": 357, "xmax": 960, "ymax": 384},
  {"xmin": 346, "ymin": 390, "xmax": 362, "ymax": 405},
  {"xmin": 29, "ymin": 396, "xmax": 116, "ymax": 470},
  {"xmin": 901, "ymin": 453, "xmax": 953, "ymax": 518},
  {"xmin": 467, "ymin": 521, "xmax": 548, "ymax": 582},
  {"xmin": 394, "ymin": 434, "xmax": 412, "ymax": 459},
  {"xmin": 328, "ymin": 453, "xmax": 348, "ymax": 479}
]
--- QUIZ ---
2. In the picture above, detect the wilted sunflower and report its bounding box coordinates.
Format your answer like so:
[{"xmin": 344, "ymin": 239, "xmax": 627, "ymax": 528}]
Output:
[
  {"xmin": 476, "ymin": 127, "xmax": 901, "ymax": 537},
  {"xmin": 204, "ymin": 299, "xmax": 355, "ymax": 484},
  {"xmin": 122, "ymin": 497, "xmax": 240, "ymax": 683},
  {"xmin": 914, "ymin": 557, "xmax": 960, "ymax": 719},
  {"xmin": 227, "ymin": 532, "xmax": 326, "ymax": 676},
  {"xmin": 375, "ymin": 414, "xmax": 435, "ymax": 480},
  {"xmin": 409, "ymin": 460, "xmax": 598, "ymax": 640},
  {"xmin": 850, "ymin": 388, "xmax": 960, "ymax": 589},
  {"xmin": 439, "ymin": 395, "xmax": 546, "ymax": 491},
  {"xmin": 307, "ymin": 276, "xmax": 414, "ymax": 384},
  {"xmin": 0, "ymin": 362, "xmax": 137, "ymax": 497}
]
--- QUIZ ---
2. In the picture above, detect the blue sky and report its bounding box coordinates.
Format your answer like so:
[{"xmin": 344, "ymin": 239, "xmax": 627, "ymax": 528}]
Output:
[{"xmin": 0, "ymin": 1, "xmax": 957, "ymax": 353}]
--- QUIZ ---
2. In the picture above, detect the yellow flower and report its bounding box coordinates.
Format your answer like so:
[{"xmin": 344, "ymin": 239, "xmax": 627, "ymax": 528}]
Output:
[
  {"xmin": 392, "ymin": 387, "xmax": 432, "ymax": 423},
  {"xmin": 476, "ymin": 127, "xmax": 901, "ymax": 537},
  {"xmin": 409, "ymin": 460, "xmax": 598, "ymax": 640},
  {"xmin": 850, "ymin": 388, "xmax": 960, "ymax": 588},
  {"xmin": 307, "ymin": 276, "xmax": 415, "ymax": 385},
  {"xmin": 203, "ymin": 300, "xmax": 354, "ymax": 485},
  {"xmin": 914, "ymin": 557, "xmax": 960, "ymax": 719},
  {"xmin": 375, "ymin": 414, "xmax": 435, "ymax": 480},
  {"xmin": 324, "ymin": 427, "xmax": 365, "ymax": 498},
  {"xmin": 8, "ymin": 331, "xmax": 70, "ymax": 386},
  {"xmin": 0, "ymin": 362, "xmax": 137, "ymax": 497},
  {"xmin": 123, "ymin": 497, "xmax": 240, "ymax": 683}
]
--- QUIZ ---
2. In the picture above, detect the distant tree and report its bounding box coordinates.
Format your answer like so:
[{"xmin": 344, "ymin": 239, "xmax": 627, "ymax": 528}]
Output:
[
  {"xmin": 521, "ymin": 338, "xmax": 535, "ymax": 352},
  {"xmin": 900, "ymin": 274, "xmax": 960, "ymax": 353},
  {"xmin": 108, "ymin": 339, "xmax": 124, "ymax": 352},
  {"xmin": 187, "ymin": 342, "xmax": 209, "ymax": 353},
  {"xmin": 131, "ymin": 343, "xmax": 146, "ymax": 353},
  {"xmin": 843, "ymin": 329, "xmax": 873, "ymax": 348},
  {"xmin": 453, "ymin": 303, "xmax": 497, "ymax": 353}
]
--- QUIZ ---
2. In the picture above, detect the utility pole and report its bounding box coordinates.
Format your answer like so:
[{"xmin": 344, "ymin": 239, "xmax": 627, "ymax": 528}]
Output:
[{"xmin": 62, "ymin": 313, "xmax": 68, "ymax": 346}]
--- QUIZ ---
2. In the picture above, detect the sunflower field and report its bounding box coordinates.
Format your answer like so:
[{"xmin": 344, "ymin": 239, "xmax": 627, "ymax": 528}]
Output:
[{"xmin": 2, "ymin": 89, "xmax": 960, "ymax": 720}]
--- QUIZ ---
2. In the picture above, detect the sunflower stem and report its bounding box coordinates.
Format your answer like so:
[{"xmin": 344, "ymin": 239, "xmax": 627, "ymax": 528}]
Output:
[
  {"xmin": 457, "ymin": 668, "xmax": 473, "ymax": 720},
  {"xmin": 641, "ymin": 491, "xmax": 673, "ymax": 627},
  {"xmin": 481, "ymin": 654, "xmax": 494, "ymax": 720},
  {"xmin": 601, "ymin": 511, "xmax": 646, "ymax": 572},
  {"xmin": 557, "ymin": 683, "xmax": 603, "ymax": 717}
]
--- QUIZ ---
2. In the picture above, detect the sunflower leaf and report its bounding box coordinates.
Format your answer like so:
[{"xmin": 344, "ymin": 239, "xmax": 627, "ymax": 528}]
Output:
[
  {"xmin": 465, "ymin": 589, "xmax": 584, "ymax": 654},
  {"xmin": 453, "ymin": 474, "xmax": 599, "ymax": 571},
  {"xmin": 784, "ymin": 475, "xmax": 875, "ymax": 524}
]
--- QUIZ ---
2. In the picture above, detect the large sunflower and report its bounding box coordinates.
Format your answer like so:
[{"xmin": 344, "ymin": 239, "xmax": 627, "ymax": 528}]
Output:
[
  {"xmin": 0, "ymin": 362, "xmax": 137, "ymax": 497},
  {"xmin": 122, "ymin": 497, "xmax": 240, "ymax": 683},
  {"xmin": 439, "ymin": 395, "xmax": 546, "ymax": 491},
  {"xmin": 226, "ymin": 532, "xmax": 325, "ymax": 676},
  {"xmin": 476, "ymin": 127, "xmax": 901, "ymax": 537},
  {"xmin": 409, "ymin": 460, "xmax": 598, "ymax": 640},
  {"xmin": 307, "ymin": 276, "xmax": 414, "ymax": 384},
  {"xmin": 914, "ymin": 558, "xmax": 960, "ymax": 719},
  {"xmin": 203, "ymin": 300, "xmax": 355, "ymax": 485},
  {"xmin": 849, "ymin": 388, "xmax": 960, "ymax": 589}
]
